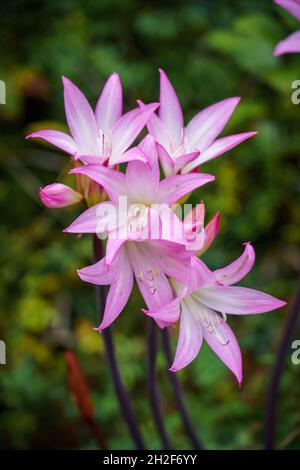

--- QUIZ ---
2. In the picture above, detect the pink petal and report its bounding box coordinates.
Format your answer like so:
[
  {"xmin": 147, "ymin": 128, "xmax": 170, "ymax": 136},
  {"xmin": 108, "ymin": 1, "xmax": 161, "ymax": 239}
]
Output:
[
  {"xmin": 64, "ymin": 201, "xmax": 118, "ymax": 233},
  {"xmin": 70, "ymin": 164, "xmax": 128, "ymax": 203},
  {"xmin": 105, "ymin": 236, "xmax": 127, "ymax": 266},
  {"xmin": 156, "ymin": 143, "xmax": 175, "ymax": 177},
  {"xmin": 138, "ymin": 100, "xmax": 171, "ymax": 153},
  {"xmin": 170, "ymin": 303, "xmax": 203, "ymax": 371},
  {"xmin": 62, "ymin": 76, "xmax": 100, "ymax": 156},
  {"xmin": 126, "ymin": 136, "xmax": 160, "ymax": 202},
  {"xmin": 197, "ymin": 286, "xmax": 287, "ymax": 315},
  {"xmin": 39, "ymin": 183, "xmax": 82, "ymax": 208},
  {"xmin": 185, "ymin": 97, "xmax": 240, "ymax": 152},
  {"xmin": 95, "ymin": 72, "xmax": 123, "ymax": 133},
  {"xmin": 77, "ymin": 256, "xmax": 117, "ymax": 285},
  {"xmin": 214, "ymin": 242, "xmax": 255, "ymax": 286},
  {"xmin": 96, "ymin": 248, "xmax": 133, "ymax": 330},
  {"xmin": 189, "ymin": 256, "xmax": 217, "ymax": 292},
  {"xmin": 127, "ymin": 242, "xmax": 174, "ymax": 316},
  {"xmin": 26, "ymin": 130, "xmax": 77, "ymax": 156},
  {"xmin": 175, "ymin": 150, "xmax": 200, "ymax": 173},
  {"xmin": 198, "ymin": 212, "xmax": 220, "ymax": 255},
  {"xmin": 75, "ymin": 154, "xmax": 100, "ymax": 164},
  {"xmin": 274, "ymin": 0, "xmax": 300, "ymax": 22},
  {"xmin": 111, "ymin": 103, "xmax": 159, "ymax": 163},
  {"xmin": 274, "ymin": 30, "xmax": 300, "ymax": 56},
  {"xmin": 148, "ymin": 240, "xmax": 193, "ymax": 283},
  {"xmin": 111, "ymin": 146, "xmax": 149, "ymax": 166},
  {"xmin": 155, "ymin": 172, "xmax": 215, "ymax": 205},
  {"xmin": 143, "ymin": 297, "xmax": 181, "ymax": 324},
  {"xmin": 159, "ymin": 69, "xmax": 184, "ymax": 146},
  {"xmin": 159, "ymin": 206, "xmax": 186, "ymax": 244},
  {"xmin": 182, "ymin": 132, "xmax": 257, "ymax": 173},
  {"xmin": 202, "ymin": 307, "xmax": 242, "ymax": 384},
  {"xmin": 184, "ymin": 203, "xmax": 205, "ymax": 229}
]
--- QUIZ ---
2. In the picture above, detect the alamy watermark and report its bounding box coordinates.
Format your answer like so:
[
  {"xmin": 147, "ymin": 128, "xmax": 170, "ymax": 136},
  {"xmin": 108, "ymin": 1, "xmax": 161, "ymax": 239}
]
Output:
[
  {"xmin": 291, "ymin": 340, "xmax": 300, "ymax": 365},
  {"xmin": 89, "ymin": 198, "xmax": 204, "ymax": 250},
  {"xmin": 0, "ymin": 340, "xmax": 6, "ymax": 365},
  {"xmin": 0, "ymin": 80, "xmax": 6, "ymax": 104},
  {"xmin": 291, "ymin": 80, "xmax": 300, "ymax": 104}
]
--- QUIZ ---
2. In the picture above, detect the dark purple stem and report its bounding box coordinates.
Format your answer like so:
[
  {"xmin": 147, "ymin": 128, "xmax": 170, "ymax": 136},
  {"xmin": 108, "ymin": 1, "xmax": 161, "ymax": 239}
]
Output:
[
  {"xmin": 161, "ymin": 328, "xmax": 204, "ymax": 450},
  {"xmin": 264, "ymin": 283, "xmax": 300, "ymax": 449},
  {"xmin": 147, "ymin": 319, "xmax": 172, "ymax": 449},
  {"xmin": 93, "ymin": 235, "xmax": 146, "ymax": 450}
]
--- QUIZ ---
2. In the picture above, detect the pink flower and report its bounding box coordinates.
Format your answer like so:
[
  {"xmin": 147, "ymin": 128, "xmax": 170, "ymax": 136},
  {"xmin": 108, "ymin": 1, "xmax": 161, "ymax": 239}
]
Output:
[
  {"xmin": 78, "ymin": 239, "xmax": 193, "ymax": 331},
  {"xmin": 64, "ymin": 136, "xmax": 214, "ymax": 330},
  {"xmin": 64, "ymin": 136, "xmax": 215, "ymax": 264},
  {"xmin": 274, "ymin": 0, "xmax": 300, "ymax": 55},
  {"xmin": 140, "ymin": 69, "xmax": 256, "ymax": 176},
  {"xmin": 144, "ymin": 243, "xmax": 286, "ymax": 383},
  {"xmin": 27, "ymin": 73, "xmax": 158, "ymax": 166},
  {"xmin": 39, "ymin": 183, "xmax": 83, "ymax": 208}
]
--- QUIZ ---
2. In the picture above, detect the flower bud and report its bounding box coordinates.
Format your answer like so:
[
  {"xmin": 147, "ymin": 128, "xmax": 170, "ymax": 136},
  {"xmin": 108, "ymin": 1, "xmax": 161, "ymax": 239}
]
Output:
[{"xmin": 39, "ymin": 183, "xmax": 82, "ymax": 208}]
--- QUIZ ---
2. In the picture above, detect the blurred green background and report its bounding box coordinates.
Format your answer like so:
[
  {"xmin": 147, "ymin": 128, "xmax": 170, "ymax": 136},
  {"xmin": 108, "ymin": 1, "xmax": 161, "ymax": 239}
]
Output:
[{"xmin": 0, "ymin": 0, "xmax": 299, "ymax": 450}]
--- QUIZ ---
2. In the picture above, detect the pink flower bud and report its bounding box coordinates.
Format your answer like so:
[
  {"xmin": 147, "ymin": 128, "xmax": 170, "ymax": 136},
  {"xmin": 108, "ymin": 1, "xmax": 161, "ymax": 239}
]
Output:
[{"xmin": 39, "ymin": 183, "xmax": 82, "ymax": 208}]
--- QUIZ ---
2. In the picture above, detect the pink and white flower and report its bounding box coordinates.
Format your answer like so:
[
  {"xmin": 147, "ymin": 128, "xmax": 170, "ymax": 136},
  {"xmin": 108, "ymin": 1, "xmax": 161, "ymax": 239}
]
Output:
[
  {"xmin": 27, "ymin": 73, "xmax": 158, "ymax": 166},
  {"xmin": 64, "ymin": 136, "xmax": 214, "ymax": 330},
  {"xmin": 140, "ymin": 69, "xmax": 256, "ymax": 176},
  {"xmin": 64, "ymin": 136, "xmax": 215, "ymax": 263},
  {"xmin": 274, "ymin": 0, "xmax": 300, "ymax": 55},
  {"xmin": 144, "ymin": 243, "xmax": 286, "ymax": 383}
]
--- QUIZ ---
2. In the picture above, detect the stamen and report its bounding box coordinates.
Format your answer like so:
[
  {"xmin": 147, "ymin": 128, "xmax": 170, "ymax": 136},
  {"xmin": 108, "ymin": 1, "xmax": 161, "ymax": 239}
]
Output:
[
  {"xmin": 201, "ymin": 310, "xmax": 230, "ymax": 346},
  {"xmin": 146, "ymin": 266, "xmax": 159, "ymax": 296},
  {"xmin": 221, "ymin": 311, "xmax": 227, "ymax": 323}
]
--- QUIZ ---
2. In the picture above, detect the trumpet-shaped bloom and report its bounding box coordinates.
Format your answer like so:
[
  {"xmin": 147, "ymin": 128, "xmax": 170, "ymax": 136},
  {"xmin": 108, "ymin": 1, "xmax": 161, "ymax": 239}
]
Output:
[
  {"xmin": 64, "ymin": 136, "xmax": 215, "ymax": 264},
  {"xmin": 78, "ymin": 239, "xmax": 193, "ymax": 331},
  {"xmin": 27, "ymin": 73, "xmax": 158, "ymax": 166},
  {"xmin": 274, "ymin": 0, "xmax": 300, "ymax": 55},
  {"xmin": 39, "ymin": 183, "xmax": 83, "ymax": 208},
  {"xmin": 144, "ymin": 243, "xmax": 286, "ymax": 383},
  {"xmin": 141, "ymin": 69, "xmax": 256, "ymax": 175}
]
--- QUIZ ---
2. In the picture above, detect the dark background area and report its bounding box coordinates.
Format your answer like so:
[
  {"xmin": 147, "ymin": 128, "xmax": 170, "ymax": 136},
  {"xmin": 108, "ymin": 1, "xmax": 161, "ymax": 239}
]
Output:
[{"xmin": 0, "ymin": 0, "xmax": 299, "ymax": 449}]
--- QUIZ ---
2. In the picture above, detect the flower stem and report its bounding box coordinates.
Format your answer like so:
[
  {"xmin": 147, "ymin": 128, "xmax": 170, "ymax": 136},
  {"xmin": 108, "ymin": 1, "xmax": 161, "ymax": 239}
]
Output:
[
  {"xmin": 161, "ymin": 328, "xmax": 204, "ymax": 450},
  {"xmin": 147, "ymin": 319, "xmax": 171, "ymax": 449},
  {"xmin": 264, "ymin": 284, "xmax": 300, "ymax": 449},
  {"xmin": 92, "ymin": 235, "xmax": 146, "ymax": 450}
]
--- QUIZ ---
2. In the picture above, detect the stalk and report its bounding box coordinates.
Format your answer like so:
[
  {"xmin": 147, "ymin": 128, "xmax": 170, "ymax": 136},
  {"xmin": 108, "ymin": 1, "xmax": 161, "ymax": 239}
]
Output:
[
  {"xmin": 92, "ymin": 235, "xmax": 146, "ymax": 450},
  {"xmin": 264, "ymin": 284, "xmax": 300, "ymax": 449},
  {"xmin": 161, "ymin": 329, "xmax": 204, "ymax": 449},
  {"xmin": 147, "ymin": 319, "xmax": 171, "ymax": 449}
]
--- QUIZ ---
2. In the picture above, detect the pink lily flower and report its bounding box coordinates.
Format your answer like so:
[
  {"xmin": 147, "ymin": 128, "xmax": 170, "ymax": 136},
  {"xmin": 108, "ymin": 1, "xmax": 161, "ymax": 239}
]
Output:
[
  {"xmin": 26, "ymin": 73, "xmax": 158, "ymax": 166},
  {"xmin": 64, "ymin": 136, "xmax": 215, "ymax": 264},
  {"xmin": 274, "ymin": 0, "xmax": 300, "ymax": 55},
  {"xmin": 144, "ymin": 243, "xmax": 286, "ymax": 383},
  {"xmin": 78, "ymin": 239, "xmax": 194, "ymax": 331},
  {"xmin": 39, "ymin": 183, "xmax": 83, "ymax": 208},
  {"xmin": 64, "ymin": 136, "xmax": 214, "ymax": 330},
  {"xmin": 141, "ymin": 69, "xmax": 256, "ymax": 176}
]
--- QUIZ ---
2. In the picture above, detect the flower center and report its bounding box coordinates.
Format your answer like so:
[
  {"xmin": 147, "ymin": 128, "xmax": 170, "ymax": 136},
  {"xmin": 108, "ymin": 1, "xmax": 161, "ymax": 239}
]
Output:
[
  {"xmin": 186, "ymin": 295, "xmax": 230, "ymax": 346},
  {"xmin": 97, "ymin": 129, "xmax": 112, "ymax": 162}
]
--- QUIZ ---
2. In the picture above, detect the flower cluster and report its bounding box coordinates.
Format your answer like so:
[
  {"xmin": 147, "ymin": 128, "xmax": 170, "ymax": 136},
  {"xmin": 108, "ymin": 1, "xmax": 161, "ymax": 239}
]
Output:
[{"xmin": 27, "ymin": 70, "xmax": 286, "ymax": 384}]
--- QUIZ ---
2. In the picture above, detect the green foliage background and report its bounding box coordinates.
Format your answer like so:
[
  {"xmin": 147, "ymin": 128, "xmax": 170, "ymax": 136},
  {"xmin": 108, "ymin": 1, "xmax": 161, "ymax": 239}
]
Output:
[{"xmin": 0, "ymin": 0, "xmax": 299, "ymax": 449}]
